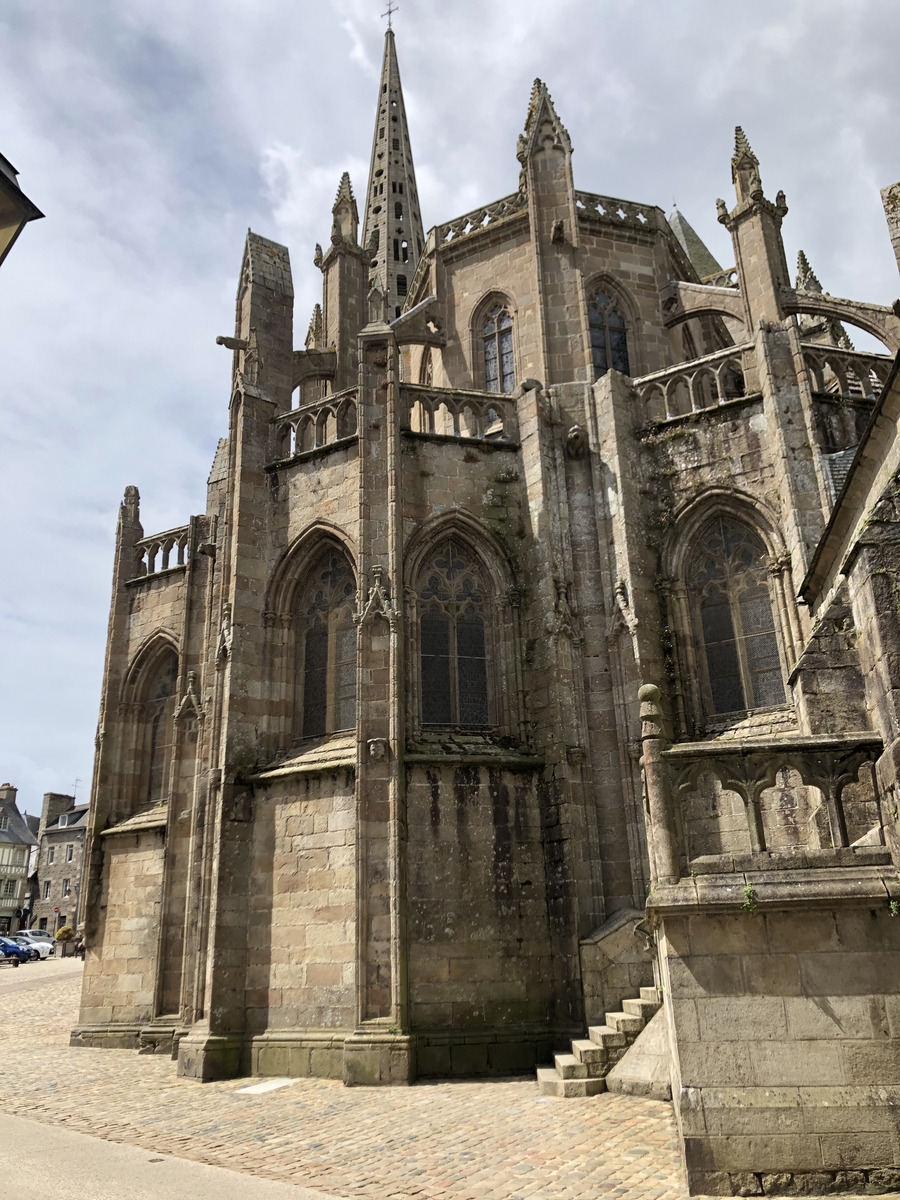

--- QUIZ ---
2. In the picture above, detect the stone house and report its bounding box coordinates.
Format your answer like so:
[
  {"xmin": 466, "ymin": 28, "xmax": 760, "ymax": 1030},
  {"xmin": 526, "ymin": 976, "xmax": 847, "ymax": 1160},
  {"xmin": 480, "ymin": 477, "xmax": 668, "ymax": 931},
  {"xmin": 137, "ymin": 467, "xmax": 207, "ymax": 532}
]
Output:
[
  {"xmin": 73, "ymin": 29, "xmax": 900, "ymax": 1194},
  {"xmin": 31, "ymin": 793, "xmax": 88, "ymax": 934},
  {"xmin": 0, "ymin": 783, "xmax": 37, "ymax": 934}
]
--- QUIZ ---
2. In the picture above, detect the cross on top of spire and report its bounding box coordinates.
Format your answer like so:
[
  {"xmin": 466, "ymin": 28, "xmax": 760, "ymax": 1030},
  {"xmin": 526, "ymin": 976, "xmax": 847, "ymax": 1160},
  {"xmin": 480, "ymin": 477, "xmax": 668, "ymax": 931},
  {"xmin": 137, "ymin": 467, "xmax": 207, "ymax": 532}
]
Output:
[{"xmin": 382, "ymin": 1, "xmax": 397, "ymax": 28}]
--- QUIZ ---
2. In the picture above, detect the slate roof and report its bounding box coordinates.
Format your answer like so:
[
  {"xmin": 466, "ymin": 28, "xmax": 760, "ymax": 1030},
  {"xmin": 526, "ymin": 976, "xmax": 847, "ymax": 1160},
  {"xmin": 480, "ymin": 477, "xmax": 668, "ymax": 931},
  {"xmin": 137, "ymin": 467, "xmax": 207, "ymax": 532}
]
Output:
[
  {"xmin": 0, "ymin": 801, "xmax": 38, "ymax": 847},
  {"xmin": 44, "ymin": 804, "xmax": 90, "ymax": 833},
  {"xmin": 824, "ymin": 447, "xmax": 858, "ymax": 498}
]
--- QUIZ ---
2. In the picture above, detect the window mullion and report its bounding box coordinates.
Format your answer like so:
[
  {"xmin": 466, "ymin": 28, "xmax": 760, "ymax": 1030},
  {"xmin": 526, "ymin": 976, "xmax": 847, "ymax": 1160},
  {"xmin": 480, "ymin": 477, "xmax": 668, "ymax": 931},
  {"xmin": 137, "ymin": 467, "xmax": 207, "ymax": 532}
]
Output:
[
  {"xmin": 325, "ymin": 611, "xmax": 336, "ymax": 733},
  {"xmin": 729, "ymin": 575, "xmax": 755, "ymax": 711},
  {"xmin": 448, "ymin": 602, "xmax": 460, "ymax": 727}
]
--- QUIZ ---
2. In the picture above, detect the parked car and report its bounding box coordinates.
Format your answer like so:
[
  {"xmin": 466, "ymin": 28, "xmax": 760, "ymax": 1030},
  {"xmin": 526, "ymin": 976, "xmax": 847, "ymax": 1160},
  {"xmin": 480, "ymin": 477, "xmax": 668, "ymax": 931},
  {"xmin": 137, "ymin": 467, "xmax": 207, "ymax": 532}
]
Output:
[
  {"xmin": 10, "ymin": 936, "xmax": 50, "ymax": 960},
  {"xmin": 19, "ymin": 929, "xmax": 54, "ymax": 942},
  {"xmin": 8, "ymin": 937, "xmax": 39, "ymax": 961},
  {"xmin": 0, "ymin": 937, "xmax": 29, "ymax": 965},
  {"xmin": 15, "ymin": 932, "xmax": 55, "ymax": 955}
]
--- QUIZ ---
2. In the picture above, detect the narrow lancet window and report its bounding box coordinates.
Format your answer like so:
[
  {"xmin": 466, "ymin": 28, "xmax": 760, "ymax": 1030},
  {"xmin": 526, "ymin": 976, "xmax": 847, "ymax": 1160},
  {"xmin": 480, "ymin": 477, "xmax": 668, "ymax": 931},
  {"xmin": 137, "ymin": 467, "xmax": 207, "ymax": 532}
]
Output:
[
  {"xmin": 296, "ymin": 549, "xmax": 357, "ymax": 739},
  {"xmin": 142, "ymin": 649, "xmax": 178, "ymax": 808},
  {"xmin": 691, "ymin": 518, "xmax": 785, "ymax": 717},
  {"xmin": 483, "ymin": 304, "xmax": 515, "ymax": 394},
  {"xmin": 589, "ymin": 291, "xmax": 630, "ymax": 378},
  {"xmin": 418, "ymin": 539, "xmax": 490, "ymax": 728}
]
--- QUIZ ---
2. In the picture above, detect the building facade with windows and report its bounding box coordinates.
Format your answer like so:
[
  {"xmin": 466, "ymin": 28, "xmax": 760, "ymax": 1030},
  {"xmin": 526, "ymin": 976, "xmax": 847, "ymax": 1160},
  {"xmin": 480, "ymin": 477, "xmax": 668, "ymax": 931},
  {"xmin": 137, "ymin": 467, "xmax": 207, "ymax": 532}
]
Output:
[
  {"xmin": 30, "ymin": 793, "xmax": 88, "ymax": 934},
  {"xmin": 73, "ymin": 29, "xmax": 900, "ymax": 1191},
  {"xmin": 0, "ymin": 783, "xmax": 37, "ymax": 934}
]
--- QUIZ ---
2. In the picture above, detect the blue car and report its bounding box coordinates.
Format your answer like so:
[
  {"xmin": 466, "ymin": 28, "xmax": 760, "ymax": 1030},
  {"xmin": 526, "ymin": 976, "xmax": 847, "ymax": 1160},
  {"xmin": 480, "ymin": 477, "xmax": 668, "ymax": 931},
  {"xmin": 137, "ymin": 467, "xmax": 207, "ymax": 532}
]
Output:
[{"xmin": 0, "ymin": 937, "xmax": 29, "ymax": 965}]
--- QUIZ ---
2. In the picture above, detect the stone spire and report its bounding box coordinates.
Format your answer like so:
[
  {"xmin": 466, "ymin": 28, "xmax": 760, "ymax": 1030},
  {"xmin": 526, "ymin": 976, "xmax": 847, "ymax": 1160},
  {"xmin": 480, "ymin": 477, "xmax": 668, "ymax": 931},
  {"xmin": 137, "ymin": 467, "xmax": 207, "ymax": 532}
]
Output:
[
  {"xmin": 668, "ymin": 207, "xmax": 723, "ymax": 280},
  {"xmin": 361, "ymin": 29, "xmax": 425, "ymax": 322},
  {"xmin": 795, "ymin": 249, "xmax": 823, "ymax": 293}
]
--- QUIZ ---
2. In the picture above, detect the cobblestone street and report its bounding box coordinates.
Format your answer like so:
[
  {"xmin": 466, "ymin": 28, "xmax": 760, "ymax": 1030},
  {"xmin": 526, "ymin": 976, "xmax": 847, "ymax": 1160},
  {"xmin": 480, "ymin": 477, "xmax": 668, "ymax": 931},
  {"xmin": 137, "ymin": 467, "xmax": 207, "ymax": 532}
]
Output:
[{"xmin": 0, "ymin": 961, "xmax": 688, "ymax": 1199}]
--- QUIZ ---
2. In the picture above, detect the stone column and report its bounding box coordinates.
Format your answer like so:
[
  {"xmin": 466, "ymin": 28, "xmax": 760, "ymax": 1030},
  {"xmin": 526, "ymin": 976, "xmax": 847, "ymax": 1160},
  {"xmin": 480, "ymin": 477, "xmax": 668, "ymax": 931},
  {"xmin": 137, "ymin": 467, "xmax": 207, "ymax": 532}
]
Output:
[
  {"xmin": 343, "ymin": 317, "xmax": 414, "ymax": 1085},
  {"xmin": 639, "ymin": 684, "xmax": 680, "ymax": 885}
]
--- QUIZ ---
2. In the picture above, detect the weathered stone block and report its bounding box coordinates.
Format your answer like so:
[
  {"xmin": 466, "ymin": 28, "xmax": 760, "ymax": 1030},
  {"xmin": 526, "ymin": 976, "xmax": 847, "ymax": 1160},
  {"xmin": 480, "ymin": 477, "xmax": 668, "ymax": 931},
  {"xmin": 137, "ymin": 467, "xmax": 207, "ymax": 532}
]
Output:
[{"xmin": 750, "ymin": 1040, "xmax": 846, "ymax": 1087}]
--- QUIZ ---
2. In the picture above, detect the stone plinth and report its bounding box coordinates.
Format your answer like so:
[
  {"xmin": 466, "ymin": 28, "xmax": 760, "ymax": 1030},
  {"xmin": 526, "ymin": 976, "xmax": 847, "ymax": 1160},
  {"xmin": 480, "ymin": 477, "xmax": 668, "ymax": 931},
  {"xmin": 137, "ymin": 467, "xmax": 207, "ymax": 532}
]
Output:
[{"xmin": 650, "ymin": 858, "xmax": 900, "ymax": 1195}]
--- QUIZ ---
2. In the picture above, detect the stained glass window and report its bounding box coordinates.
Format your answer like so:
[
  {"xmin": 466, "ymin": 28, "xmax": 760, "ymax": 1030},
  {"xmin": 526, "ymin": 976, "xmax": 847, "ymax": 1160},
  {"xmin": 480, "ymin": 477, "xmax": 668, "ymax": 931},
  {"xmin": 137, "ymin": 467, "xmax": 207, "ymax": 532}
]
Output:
[
  {"xmin": 483, "ymin": 304, "xmax": 515, "ymax": 394},
  {"xmin": 418, "ymin": 539, "xmax": 491, "ymax": 728},
  {"xmin": 296, "ymin": 550, "xmax": 357, "ymax": 739},
  {"xmin": 588, "ymin": 291, "xmax": 630, "ymax": 379},
  {"xmin": 143, "ymin": 649, "xmax": 178, "ymax": 805},
  {"xmin": 690, "ymin": 518, "xmax": 785, "ymax": 716}
]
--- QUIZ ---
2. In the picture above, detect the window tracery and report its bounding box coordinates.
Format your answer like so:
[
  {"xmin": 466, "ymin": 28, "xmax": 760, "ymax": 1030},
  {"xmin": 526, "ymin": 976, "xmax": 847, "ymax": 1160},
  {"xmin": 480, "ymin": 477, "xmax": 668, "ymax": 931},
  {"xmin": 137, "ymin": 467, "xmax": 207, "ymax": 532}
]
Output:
[
  {"xmin": 482, "ymin": 303, "xmax": 515, "ymax": 394},
  {"xmin": 141, "ymin": 648, "xmax": 178, "ymax": 807},
  {"xmin": 295, "ymin": 549, "xmax": 357, "ymax": 740},
  {"xmin": 689, "ymin": 518, "xmax": 785, "ymax": 717},
  {"xmin": 416, "ymin": 539, "xmax": 490, "ymax": 728},
  {"xmin": 588, "ymin": 290, "xmax": 630, "ymax": 378}
]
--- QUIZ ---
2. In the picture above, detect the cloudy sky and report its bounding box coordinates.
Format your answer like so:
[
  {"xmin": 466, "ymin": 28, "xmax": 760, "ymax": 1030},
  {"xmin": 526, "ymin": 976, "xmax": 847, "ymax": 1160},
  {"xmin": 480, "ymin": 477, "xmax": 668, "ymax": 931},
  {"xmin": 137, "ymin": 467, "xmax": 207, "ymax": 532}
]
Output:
[{"xmin": 1, "ymin": 0, "xmax": 898, "ymax": 815}]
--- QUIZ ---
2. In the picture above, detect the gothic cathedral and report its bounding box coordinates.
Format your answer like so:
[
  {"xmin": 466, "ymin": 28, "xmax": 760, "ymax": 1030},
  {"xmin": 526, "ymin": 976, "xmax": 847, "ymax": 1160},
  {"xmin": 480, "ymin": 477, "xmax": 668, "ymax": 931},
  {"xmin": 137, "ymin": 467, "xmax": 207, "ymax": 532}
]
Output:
[{"xmin": 73, "ymin": 30, "xmax": 900, "ymax": 1191}]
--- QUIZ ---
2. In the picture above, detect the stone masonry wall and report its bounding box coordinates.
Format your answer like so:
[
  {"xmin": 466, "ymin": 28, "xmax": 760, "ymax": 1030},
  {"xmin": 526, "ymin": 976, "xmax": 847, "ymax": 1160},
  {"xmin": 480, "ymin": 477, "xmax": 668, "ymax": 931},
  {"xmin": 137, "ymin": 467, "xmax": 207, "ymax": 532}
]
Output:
[
  {"xmin": 79, "ymin": 830, "xmax": 165, "ymax": 1032},
  {"xmin": 659, "ymin": 901, "xmax": 900, "ymax": 1194},
  {"xmin": 246, "ymin": 772, "xmax": 357, "ymax": 1036},
  {"xmin": 407, "ymin": 762, "xmax": 574, "ymax": 1075},
  {"xmin": 33, "ymin": 827, "xmax": 85, "ymax": 932}
]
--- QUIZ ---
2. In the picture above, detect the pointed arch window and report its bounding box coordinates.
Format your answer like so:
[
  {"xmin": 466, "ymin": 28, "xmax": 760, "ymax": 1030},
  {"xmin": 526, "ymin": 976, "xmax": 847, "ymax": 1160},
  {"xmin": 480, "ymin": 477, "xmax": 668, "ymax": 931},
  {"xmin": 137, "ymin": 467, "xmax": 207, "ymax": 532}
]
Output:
[
  {"xmin": 689, "ymin": 518, "xmax": 785, "ymax": 717},
  {"xmin": 296, "ymin": 549, "xmax": 357, "ymax": 740},
  {"xmin": 141, "ymin": 649, "xmax": 179, "ymax": 807},
  {"xmin": 483, "ymin": 304, "xmax": 515, "ymax": 394},
  {"xmin": 417, "ymin": 539, "xmax": 490, "ymax": 728},
  {"xmin": 589, "ymin": 291, "xmax": 630, "ymax": 379}
]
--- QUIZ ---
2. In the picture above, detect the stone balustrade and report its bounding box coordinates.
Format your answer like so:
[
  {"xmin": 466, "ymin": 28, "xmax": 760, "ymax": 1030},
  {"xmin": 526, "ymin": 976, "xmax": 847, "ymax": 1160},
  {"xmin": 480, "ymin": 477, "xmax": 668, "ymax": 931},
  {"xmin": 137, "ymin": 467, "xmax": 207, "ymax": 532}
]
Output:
[
  {"xmin": 800, "ymin": 341, "xmax": 893, "ymax": 400},
  {"xmin": 701, "ymin": 266, "xmax": 739, "ymax": 288},
  {"xmin": 272, "ymin": 388, "xmax": 358, "ymax": 461},
  {"xmin": 574, "ymin": 190, "xmax": 660, "ymax": 231},
  {"xmin": 638, "ymin": 684, "xmax": 884, "ymax": 882},
  {"xmin": 435, "ymin": 192, "xmax": 527, "ymax": 246},
  {"xmin": 134, "ymin": 526, "xmax": 190, "ymax": 579},
  {"xmin": 634, "ymin": 343, "xmax": 755, "ymax": 422},
  {"xmin": 400, "ymin": 383, "xmax": 519, "ymax": 442}
]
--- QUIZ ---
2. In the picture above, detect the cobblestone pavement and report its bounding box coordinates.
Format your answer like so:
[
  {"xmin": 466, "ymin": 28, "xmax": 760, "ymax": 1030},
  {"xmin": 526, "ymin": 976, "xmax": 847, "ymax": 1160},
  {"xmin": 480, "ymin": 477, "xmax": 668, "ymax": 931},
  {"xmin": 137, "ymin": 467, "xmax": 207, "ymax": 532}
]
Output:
[{"xmin": 0, "ymin": 962, "xmax": 689, "ymax": 1200}]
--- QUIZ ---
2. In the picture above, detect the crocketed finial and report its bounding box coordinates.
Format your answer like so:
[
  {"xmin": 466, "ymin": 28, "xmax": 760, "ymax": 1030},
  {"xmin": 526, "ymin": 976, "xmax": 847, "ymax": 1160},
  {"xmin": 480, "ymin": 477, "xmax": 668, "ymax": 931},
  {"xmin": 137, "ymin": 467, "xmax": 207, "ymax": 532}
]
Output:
[
  {"xmin": 795, "ymin": 250, "xmax": 823, "ymax": 294},
  {"xmin": 732, "ymin": 126, "xmax": 758, "ymax": 166}
]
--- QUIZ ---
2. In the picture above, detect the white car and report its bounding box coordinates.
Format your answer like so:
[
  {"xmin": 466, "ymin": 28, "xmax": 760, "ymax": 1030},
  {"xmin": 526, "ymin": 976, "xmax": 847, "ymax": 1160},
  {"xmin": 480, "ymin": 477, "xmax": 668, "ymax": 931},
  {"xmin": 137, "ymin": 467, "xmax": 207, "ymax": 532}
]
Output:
[
  {"xmin": 15, "ymin": 933, "xmax": 55, "ymax": 956},
  {"xmin": 11, "ymin": 936, "xmax": 52, "ymax": 960}
]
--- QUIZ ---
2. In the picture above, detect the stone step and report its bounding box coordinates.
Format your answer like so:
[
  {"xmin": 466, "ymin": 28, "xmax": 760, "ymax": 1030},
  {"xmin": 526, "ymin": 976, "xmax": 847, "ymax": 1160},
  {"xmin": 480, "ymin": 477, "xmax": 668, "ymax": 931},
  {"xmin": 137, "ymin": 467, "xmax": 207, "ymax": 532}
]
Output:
[
  {"xmin": 640, "ymin": 986, "xmax": 661, "ymax": 1005},
  {"xmin": 605, "ymin": 1011, "xmax": 645, "ymax": 1036},
  {"xmin": 587, "ymin": 1024, "xmax": 626, "ymax": 1048},
  {"xmin": 622, "ymin": 997, "xmax": 661, "ymax": 1021},
  {"xmin": 554, "ymin": 1053, "xmax": 587, "ymax": 1079},
  {"xmin": 571, "ymin": 1038, "xmax": 608, "ymax": 1065},
  {"xmin": 536, "ymin": 1068, "xmax": 606, "ymax": 1098}
]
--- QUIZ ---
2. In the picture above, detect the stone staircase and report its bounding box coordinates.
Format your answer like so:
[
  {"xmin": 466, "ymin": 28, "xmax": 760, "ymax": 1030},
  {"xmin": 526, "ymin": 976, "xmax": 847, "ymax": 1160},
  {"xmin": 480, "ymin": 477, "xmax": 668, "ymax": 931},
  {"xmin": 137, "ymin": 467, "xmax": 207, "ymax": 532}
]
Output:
[{"xmin": 536, "ymin": 986, "xmax": 662, "ymax": 1097}]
